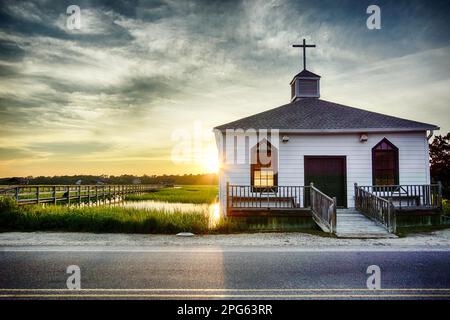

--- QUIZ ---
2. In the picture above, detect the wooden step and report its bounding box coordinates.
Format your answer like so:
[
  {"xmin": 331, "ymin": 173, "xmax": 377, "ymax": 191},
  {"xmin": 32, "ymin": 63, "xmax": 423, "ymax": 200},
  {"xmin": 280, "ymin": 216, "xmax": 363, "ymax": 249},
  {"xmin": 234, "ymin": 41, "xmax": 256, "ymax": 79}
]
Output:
[
  {"xmin": 335, "ymin": 232, "xmax": 397, "ymax": 239},
  {"xmin": 335, "ymin": 208, "xmax": 397, "ymax": 239}
]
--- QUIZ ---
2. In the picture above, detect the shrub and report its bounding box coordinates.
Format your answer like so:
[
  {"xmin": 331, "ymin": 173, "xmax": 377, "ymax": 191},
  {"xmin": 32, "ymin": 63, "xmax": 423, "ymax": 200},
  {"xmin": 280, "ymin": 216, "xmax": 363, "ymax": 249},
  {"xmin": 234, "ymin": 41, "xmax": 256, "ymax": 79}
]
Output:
[
  {"xmin": 0, "ymin": 197, "xmax": 20, "ymax": 230},
  {"xmin": 443, "ymin": 199, "xmax": 450, "ymax": 216}
]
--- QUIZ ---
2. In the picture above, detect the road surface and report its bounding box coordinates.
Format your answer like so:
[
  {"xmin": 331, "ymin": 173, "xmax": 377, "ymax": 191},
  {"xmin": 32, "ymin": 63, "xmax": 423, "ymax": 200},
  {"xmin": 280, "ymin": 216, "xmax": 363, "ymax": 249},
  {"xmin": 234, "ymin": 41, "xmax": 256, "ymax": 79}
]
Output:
[{"xmin": 0, "ymin": 246, "xmax": 449, "ymax": 299}]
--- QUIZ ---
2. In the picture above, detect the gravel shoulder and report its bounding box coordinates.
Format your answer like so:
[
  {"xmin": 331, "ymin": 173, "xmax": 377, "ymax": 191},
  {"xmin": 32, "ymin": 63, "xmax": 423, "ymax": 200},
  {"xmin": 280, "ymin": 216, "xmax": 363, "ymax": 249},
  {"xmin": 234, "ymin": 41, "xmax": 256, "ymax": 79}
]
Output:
[{"xmin": 1, "ymin": 229, "xmax": 450, "ymax": 248}]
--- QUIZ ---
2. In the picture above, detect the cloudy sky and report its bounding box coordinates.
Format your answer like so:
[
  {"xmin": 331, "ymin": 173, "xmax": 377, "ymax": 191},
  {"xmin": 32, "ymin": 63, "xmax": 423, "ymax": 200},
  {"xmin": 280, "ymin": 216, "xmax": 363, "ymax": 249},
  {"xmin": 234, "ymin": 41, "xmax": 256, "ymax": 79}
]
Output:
[{"xmin": 0, "ymin": 0, "xmax": 449, "ymax": 177}]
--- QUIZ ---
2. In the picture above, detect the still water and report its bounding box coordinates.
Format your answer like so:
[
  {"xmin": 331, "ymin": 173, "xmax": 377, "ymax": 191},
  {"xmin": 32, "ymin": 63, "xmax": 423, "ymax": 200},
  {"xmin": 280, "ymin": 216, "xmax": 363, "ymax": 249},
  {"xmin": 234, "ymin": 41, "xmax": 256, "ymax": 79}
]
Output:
[
  {"xmin": 120, "ymin": 200, "xmax": 209, "ymax": 213},
  {"xmin": 119, "ymin": 200, "xmax": 221, "ymax": 227},
  {"xmin": 68, "ymin": 198, "xmax": 221, "ymax": 228}
]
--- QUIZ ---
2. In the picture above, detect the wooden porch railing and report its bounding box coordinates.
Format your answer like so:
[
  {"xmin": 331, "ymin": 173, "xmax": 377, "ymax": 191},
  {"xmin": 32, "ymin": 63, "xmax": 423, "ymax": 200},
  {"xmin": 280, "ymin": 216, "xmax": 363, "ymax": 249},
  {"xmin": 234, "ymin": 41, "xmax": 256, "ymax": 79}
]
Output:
[
  {"xmin": 355, "ymin": 183, "xmax": 396, "ymax": 233},
  {"xmin": 0, "ymin": 185, "xmax": 164, "ymax": 205},
  {"xmin": 309, "ymin": 183, "xmax": 336, "ymax": 233},
  {"xmin": 227, "ymin": 184, "xmax": 310, "ymax": 209},
  {"xmin": 357, "ymin": 182, "xmax": 442, "ymax": 209}
]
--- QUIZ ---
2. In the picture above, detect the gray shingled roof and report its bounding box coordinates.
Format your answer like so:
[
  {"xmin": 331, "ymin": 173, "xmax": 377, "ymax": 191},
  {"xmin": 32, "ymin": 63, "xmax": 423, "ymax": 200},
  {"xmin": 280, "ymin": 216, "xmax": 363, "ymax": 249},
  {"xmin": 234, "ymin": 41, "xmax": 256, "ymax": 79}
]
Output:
[
  {"xmin": 294, "ymin": 69, "xmax": 321, "ymax": 78},
  {"xmin": 214, "ymin": 98, "xmax": 439, "ymax": 132}
]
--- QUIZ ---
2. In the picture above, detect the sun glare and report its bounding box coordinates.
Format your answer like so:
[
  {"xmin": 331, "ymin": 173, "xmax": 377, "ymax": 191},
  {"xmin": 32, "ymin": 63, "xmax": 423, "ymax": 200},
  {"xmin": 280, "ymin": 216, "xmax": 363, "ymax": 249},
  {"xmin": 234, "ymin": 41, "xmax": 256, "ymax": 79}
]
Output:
[
  {"xmin": 208, "ymin": 202, "xmax": 221, "ymax": 228},
  {"xmin": 202, "ymin": 154, "xmax": 220, "ymax": 173},
  {"xmin": 200, "ymin": 143, "xmax": 220, "ymax": 173}
]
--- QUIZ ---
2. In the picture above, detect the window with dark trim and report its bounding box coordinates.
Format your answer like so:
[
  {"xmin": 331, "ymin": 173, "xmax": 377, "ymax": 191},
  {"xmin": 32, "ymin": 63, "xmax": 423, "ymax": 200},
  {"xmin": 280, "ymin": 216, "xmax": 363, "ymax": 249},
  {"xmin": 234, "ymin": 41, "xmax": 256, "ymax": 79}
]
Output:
[
  {"xmin": 251, "ymin": 140, "xmax": 278, "ymax": 192},
  {"xmin": 372, "ymin": 138, "xmax": 399, "ymax": 186}
]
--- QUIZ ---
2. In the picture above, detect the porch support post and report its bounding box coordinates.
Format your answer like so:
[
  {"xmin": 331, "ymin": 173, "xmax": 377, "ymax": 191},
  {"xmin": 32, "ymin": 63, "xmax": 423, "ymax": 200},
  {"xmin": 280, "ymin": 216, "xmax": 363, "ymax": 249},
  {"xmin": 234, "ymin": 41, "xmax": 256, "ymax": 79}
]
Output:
[
  {"xmin": 438, "ymin": 181, "xmax": 443, "ymax": 210},
  {"xmin": 331, "ymin": 196, "xmax": 337, "ymax": 233},
  {"xmin": 388, "ymin": 198, "xmax": 396, "ymax": 233},
  {"xmin": 226, "ymin": 182, "xmax": 230, "ymax": 215}
]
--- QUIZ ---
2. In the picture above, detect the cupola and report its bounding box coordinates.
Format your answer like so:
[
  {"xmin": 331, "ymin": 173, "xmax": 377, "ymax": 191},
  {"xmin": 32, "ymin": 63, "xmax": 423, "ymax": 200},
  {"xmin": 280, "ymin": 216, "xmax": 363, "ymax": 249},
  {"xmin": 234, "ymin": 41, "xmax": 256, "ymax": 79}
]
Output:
[
  {"xmin": 290, "ymin": 38, "xmax": 320, "ymax": 101},
  {"xmin": 290, "ymin": 69, "xmax": 320, "ymax": 101}
]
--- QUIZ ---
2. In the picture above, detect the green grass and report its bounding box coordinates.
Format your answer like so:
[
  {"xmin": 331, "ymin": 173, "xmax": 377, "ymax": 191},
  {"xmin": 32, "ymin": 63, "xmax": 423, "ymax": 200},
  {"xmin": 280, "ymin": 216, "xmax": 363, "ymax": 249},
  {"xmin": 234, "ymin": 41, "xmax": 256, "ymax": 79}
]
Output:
[
  {"xmin": 0, "ymin": 186, "xmax": 243, "ymax": 234},
  {"xmin": 443, "ymin": 199, "xmax": 450, "ymax": 216},
  {"xmin": 0, "ymin": 197, "xmax": 241, "ymax": 234},
  {"xmin": 124, "ymin": 185, "xmax": 218, "ymax": 204},
  {"xmin": 396, "ymin": 224, "xmax": 450, "ymax": 237},
  {"xmin": 395, "ymin": 199, "xmax": 450, "ymax": 236}
]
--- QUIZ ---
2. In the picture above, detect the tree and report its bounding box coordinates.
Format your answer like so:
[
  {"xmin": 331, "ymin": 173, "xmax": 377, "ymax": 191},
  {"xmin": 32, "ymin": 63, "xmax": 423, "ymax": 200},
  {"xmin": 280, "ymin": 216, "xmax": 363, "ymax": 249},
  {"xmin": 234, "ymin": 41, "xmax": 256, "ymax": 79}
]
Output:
[{"xmin": 430, "ymin": 133, "xmax": 450, "ymax": 198}]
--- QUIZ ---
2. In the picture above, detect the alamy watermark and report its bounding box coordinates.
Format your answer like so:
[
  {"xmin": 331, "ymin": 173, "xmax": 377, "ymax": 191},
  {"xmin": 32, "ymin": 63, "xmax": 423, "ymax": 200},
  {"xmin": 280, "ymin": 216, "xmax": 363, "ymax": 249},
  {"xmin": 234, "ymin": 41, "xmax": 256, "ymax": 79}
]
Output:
[
  {"xmin": 366, "ymin": 5, "xmax": 381, "ymax": 30},
  {"xmin": 366, "ymin": 265, "xmax": 381, "ymax": 289},
  {"xmin": 170, "ymin": 122, "xmax": 279, "ymax": 173},
  {"xmin": 222, "ymin": 128, "xmax": 279, "ymax": 170},
  {"xmin": 66, "ymin": 5, "xmax": 81, "ymax": 30},
  {"xmin": 66, "ymin": 265, "xmax": 81, "ymax": 289}
]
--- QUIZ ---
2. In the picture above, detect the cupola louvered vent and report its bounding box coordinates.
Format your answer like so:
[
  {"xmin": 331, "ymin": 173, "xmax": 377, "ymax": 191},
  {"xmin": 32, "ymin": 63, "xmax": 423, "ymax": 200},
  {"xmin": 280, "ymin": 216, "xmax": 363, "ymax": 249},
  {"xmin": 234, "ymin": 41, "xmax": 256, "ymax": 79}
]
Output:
[{"xmin": 290, "ymin": 69, "xmax": 320, "ymax": 101}]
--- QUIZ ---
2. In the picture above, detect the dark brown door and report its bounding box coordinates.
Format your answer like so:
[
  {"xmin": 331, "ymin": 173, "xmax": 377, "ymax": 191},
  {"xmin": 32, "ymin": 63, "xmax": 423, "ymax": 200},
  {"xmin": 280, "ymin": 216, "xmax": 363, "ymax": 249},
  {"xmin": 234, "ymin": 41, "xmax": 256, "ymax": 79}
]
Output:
[{"xmin": 304, "ymin": 156, "xmax": 347, "ymax": 208}]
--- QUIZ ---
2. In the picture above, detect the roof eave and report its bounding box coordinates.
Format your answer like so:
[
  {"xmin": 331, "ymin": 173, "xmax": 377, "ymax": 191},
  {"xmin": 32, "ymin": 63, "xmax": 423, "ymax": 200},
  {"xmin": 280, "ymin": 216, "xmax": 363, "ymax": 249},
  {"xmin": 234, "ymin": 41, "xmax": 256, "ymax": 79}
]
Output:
[
  {"xmin": 214, "ymin": 127, "xmax": 439, "ymax": 133},
  {"xmin": 290, "ymin": 77, "xmax": 320, "ymax": 85}
]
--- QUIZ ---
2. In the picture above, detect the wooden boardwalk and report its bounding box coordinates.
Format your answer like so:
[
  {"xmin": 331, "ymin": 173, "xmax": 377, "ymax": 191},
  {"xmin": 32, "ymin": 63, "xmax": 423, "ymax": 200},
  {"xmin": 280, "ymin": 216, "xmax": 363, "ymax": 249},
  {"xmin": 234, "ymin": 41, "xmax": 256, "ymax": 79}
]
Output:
[{"xmin": 0, "ymin": 184, "xmax": 165, "ymax": 205}]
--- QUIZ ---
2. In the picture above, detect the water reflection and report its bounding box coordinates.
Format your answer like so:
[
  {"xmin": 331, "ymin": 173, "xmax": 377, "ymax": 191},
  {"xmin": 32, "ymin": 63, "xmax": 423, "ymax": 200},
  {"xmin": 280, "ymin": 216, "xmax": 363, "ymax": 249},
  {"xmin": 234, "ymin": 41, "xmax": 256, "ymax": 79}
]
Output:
[
  {"xmin": 120, "ymin": 200, "xmax": 208, "ymax": 212},
  {"xmin": 42, "ymin": 197, "xmax": 222, "ymax": 229},
  {"xmin": 56, "ymin": 198, "xmax": 222, "ymax": 229},
  {"xmin": 208, "ymin": 202, "xmax": 221, "ymax": 228},
  {"xmin": 119, "ymin": 200, "xmax": 221, "ymax": 229}
]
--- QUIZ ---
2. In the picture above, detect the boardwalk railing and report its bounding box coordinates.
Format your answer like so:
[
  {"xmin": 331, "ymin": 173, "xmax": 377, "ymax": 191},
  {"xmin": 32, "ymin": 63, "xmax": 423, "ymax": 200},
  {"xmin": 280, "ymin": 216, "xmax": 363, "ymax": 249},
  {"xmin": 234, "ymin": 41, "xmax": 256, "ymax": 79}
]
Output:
[
  {"xmin": 227, "ymin": 184, "xmax": 310, "ymax": 210},
  {"xmin": 355, "ymin": 184, "xmax": 396, "ymax": 233},
  {"xmin": 0, "ymin": 185, "xmax": 163, "ymax": 205},
  {"xmin": 309, "ymin": 183, "xmax": 336, "ymax": 233},
  {"xmin": 357, "ymin": 183, "xmax": 442, "ymax": 209}
]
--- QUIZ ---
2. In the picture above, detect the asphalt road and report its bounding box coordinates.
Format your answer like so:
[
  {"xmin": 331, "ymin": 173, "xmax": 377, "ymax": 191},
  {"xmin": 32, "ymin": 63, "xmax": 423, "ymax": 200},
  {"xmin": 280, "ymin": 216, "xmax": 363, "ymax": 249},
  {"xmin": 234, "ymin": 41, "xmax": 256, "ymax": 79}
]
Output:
[{"xmin": 0, "ymin": 246, "xmax": 449, "ymax": 299}]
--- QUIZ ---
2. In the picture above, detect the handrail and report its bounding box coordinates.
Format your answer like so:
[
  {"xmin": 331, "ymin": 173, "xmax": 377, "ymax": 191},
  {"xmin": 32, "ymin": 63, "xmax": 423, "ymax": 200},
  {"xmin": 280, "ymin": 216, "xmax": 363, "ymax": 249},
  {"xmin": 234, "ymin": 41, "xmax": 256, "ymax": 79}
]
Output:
[
  {"xmin": 226, "ymin": 184, "xmax": 310, "ymax": 210},
  {"xmin": 226, "ymin": 183, "xmax": 336, "ymax": 233},
  {"xmin": 309, "ymin": 183, "xmax": 336, "ymax": 234},
  {"xmin": 0, "ymin": 184, "xmax": 165, "ymax": 205},
  {"xmin": 310, "ymin": 184, "xmax": 334, "ymax": 202},
  {"xmin": 357, "ymin": 183, "xmax": 442, "ymax": 209},
  {"xmin": 354, "ymin": 183, "xmax": 396, "ymax": 233}
]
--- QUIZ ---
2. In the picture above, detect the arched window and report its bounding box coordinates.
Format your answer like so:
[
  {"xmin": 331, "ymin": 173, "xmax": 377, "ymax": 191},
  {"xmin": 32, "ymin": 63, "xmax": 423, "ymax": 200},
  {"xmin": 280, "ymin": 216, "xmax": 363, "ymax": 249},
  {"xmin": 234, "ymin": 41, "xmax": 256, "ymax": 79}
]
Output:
[
  {"xmin": 251, "ymin": 140, "xmax": 278, "ymax": 191},
  {"xmin": 372, "ymin": 138, "xmax": 399, "ymax": 185}
]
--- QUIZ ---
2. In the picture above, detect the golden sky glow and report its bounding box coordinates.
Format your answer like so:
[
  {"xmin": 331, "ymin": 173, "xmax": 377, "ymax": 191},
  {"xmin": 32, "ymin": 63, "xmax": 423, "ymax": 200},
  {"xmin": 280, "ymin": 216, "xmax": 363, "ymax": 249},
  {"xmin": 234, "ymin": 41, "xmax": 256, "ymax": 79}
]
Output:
[{"xmin": 0, "ymin": 1, "xmax": 449, "ymax": 177}]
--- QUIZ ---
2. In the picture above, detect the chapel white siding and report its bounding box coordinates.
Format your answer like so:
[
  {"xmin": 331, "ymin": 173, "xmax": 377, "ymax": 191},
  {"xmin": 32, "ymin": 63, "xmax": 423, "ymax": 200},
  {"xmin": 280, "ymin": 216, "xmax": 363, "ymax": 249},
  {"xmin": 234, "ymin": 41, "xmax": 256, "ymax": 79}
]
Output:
[{"xmin": 216, "ymin": 130, "xmax": 430, "ymax": 215}]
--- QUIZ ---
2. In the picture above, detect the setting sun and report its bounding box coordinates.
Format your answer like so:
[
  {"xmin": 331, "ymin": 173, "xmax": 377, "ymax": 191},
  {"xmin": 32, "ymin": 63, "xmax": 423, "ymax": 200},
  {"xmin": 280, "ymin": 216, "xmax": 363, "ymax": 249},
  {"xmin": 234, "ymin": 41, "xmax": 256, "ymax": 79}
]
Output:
[{"xmin": 202, "ymin": 154, "xmax": 220, "ymax": 173}]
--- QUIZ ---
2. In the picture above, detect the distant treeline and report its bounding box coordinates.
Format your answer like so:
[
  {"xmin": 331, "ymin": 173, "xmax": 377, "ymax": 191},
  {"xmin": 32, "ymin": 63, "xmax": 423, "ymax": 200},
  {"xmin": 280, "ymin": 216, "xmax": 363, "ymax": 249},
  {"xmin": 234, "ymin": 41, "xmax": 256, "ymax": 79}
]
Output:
[{"xmin": 0, "ymin": 174, "xmax": 218, "ymax": 185}]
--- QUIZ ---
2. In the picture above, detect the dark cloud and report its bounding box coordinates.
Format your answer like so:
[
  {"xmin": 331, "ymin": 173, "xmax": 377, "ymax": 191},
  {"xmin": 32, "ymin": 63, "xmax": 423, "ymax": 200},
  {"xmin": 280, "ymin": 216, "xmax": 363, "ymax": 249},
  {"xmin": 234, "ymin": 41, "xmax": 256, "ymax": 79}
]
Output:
[
  {"xmin": 0, "ymin": 1, "xmax": 134, "ymax": 47},
  {"xmin": 0, "ymin": 63, "xmax": 21, "ymax": 76},
  {"xmin": 0, "ymin": 40, "xmax": 26, "ymax": 61},
  {"xmin": 0, "ymin": 93, "xmax": 78, "ymax": 133},
  {"xmin": 115, "ymin": 75, "xmax": 179, "ymax": 103}
]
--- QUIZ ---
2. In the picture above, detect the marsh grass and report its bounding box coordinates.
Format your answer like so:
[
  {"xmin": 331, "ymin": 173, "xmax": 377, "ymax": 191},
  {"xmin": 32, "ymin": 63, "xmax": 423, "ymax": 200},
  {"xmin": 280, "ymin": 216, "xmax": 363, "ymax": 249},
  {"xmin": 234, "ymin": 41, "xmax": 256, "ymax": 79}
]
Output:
[
  {"xmin": 0, "ymin": 185, "xmax": 236, "ymax": 234},
  {"xmin": 0, "ymin": 197, "xmax": 242, "ymax": 234},
  {"xmin": 124, "ymin": 185, "xmax": 218, "ymax": 204}
]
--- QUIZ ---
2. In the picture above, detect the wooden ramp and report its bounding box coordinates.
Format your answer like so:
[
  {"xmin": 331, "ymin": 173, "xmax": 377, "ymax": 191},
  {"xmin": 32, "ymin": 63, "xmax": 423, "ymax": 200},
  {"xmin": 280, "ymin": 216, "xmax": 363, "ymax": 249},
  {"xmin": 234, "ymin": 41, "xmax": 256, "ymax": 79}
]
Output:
[{"xmin": 335, "ymin": 208, "xmax": 397, "ymax": 238}]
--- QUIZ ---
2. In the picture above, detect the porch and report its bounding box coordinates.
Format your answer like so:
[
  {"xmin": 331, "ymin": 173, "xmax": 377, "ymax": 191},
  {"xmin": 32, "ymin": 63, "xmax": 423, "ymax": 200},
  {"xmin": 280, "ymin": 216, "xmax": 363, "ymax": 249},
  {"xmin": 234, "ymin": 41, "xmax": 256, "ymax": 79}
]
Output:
[
  {"xmin": 226, "ymin": 182, "xmax": 443, "ymax": 236},
  {"xmin": 354, "ymin": 183, "xmax": 443, "ymax": 232}
]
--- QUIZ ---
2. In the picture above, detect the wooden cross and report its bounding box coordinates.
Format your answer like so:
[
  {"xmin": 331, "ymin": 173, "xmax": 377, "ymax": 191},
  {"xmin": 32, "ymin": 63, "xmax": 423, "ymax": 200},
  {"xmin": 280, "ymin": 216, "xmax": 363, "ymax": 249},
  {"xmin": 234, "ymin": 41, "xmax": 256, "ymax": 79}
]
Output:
[{"xmin": 293, "ymin": 39, "xmax": 316, "ymax": 70}]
